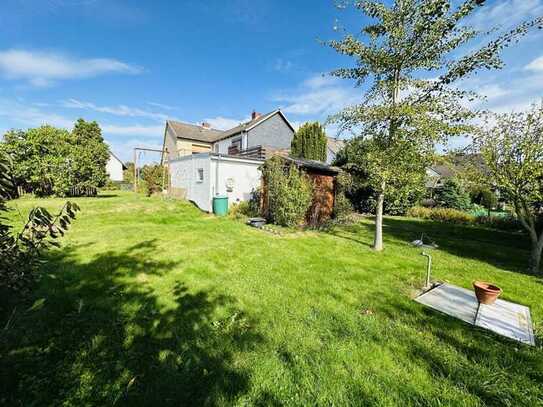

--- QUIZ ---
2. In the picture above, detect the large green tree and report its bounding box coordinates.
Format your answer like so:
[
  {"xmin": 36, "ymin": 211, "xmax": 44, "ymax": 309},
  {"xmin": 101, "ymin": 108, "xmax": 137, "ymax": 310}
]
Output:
[
  {"xmin": 477, "ymin": 104, "xmax": 543, "ymax": 274},
  {"xmin": 327, "ymin": 0, "xmax": 542, "ymax": 250},
  {"xmin": 291, "ymin": 122, "xmax": 327, "ymax": 162},
  {"xmin": 0, "ymin": 119, "xmax": 109, "ymax": 197}
]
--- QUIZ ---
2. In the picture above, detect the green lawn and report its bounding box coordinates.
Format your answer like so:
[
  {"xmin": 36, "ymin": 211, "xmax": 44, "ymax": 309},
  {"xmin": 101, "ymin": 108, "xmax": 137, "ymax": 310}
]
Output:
[{"xmin": 1, "ymin": 191, "xmax": 542, "ymax": 406}]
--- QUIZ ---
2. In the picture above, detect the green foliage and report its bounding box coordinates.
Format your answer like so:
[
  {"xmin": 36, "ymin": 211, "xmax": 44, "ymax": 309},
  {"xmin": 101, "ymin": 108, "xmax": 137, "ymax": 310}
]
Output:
[
  {"xmin": 407, "ymin": 206, "xmax": 475, "ymax": 224},
  {"xmin": 123, "ymin": 162, "xmax": 135, "ymax": 185},
  {"xmin": 333, "ymin": 172, "xmax": 353, "ymax": 222},
  {"xmin": 435, "ymin": 179, "xmax": 472, "ymax": 211},
  {"xmin": 262, "ymin": 157, "xmax": 312, "ymax": 227},
  {"xmin": 327, "ymin": 0, "xmax": 541, "ymax": 250},
  {"xmin": 334, "ymin": 137, "xmax": 425, "ymax": 215},
  {"xmin": 0, "ymin": 151, "xmax": 79, "ymax": 304},
  {"xmin": 0, "ymin": 119, "xmax": 109, "ymax": 197},
  {"xmin": 477, "ymin": 103, "xmax": 543, "ymax": 273},
  {"xmin": 228, "ymin": 201, "xmax": 259, "ymax": 220},
  {"xmin": 291, "ymin": 122, "xmax": 327, "ymax": 161},
  {"xmin": 141, "ymin": 164, "xmax": 164, "ymax": 197}
]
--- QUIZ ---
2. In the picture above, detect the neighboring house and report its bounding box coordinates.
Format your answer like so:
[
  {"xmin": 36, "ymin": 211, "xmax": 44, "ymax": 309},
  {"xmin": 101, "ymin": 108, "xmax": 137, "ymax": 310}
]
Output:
[
  {"xmin": 106, "ymin": 151, "xmax": 127, "ymax": 182},
  {"xmin": 326, "ymin": 137, "xmax": 345, "ymax": 165},
  {"xmin": 426, "ymin": 164, "xmax": 454, "ymax": 190},
  {"xmin": 161, "ymin": 109, "xmax": 295, "ymax": 163}
]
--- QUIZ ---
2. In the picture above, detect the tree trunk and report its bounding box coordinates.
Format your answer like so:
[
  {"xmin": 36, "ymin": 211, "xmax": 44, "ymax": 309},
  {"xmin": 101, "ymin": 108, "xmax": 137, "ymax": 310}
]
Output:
[
  {"xmin": 373, "ymin": 189, "xmax": 385, "ymax": 251},
  {"xmin": 528, "ymin": 234, "xmax": 543, "ymax": 274}
]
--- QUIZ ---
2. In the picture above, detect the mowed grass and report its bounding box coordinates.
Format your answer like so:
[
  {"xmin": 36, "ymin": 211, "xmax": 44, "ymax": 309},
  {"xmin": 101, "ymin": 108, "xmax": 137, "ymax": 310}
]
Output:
[{"xmin": 1, "ymin": 191, "xmax": 542, "ymax": 406}]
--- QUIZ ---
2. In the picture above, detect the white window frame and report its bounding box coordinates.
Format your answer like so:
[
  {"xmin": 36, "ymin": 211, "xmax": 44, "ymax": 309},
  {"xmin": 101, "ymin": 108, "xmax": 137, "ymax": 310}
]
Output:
[{"xmin": 197, "ymin": 168, "xmax": 204, "ymax": 183}]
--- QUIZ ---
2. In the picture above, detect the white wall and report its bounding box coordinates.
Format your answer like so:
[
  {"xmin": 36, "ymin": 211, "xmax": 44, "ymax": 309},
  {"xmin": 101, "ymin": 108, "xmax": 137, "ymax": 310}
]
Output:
[
  {"xmin": 214, "ymin": 132, "xmax": 247, "ymax": 154},
  {"xmin": 169, "ymin": 154, "xmax": 212, "ymax": 212},
  {"xmin": 210, "ymin": 156, "xmax": 262, "ymax": 205},
  {"xmin": 169, "ymin": 153, "xmax": 262, "ymax": 212},
  {"xmin": 106, "ymin": 154, "xmax": 124, "ymax": 181}
]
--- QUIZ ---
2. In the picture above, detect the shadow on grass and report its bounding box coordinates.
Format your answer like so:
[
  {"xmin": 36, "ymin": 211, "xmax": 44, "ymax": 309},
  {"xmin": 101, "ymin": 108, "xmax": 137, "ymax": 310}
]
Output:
[
  {"xmin": 371, "ymin": 292, "xmax": 543, "ymax": 405},
  {"xmin": 330, "ymin": 216, "xmax": 533, "ymax": 274},
  {"xmin": 0, "ymin": 240, "xmax": 261, "ymax": 406}
]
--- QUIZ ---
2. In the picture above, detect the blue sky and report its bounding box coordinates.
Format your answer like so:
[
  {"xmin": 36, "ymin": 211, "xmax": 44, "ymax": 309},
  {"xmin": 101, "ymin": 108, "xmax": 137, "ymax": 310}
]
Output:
[{"xmin": 0, "ymin": 0, "xmax": 542, "ymax": 161}]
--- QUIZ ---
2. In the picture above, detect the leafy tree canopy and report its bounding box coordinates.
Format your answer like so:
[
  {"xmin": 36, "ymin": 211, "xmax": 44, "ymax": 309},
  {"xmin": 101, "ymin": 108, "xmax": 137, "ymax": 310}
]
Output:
[
  {"xmin": 0, "ymin": 119, "xmax": 109, "ymax": 197},
  {"xmin": 476, "ymin": 103, "xmax": 543, "ymax": 273},
  {"xmin": 327, "ymin": 0, "xmax": 542, "ymax": 250}
]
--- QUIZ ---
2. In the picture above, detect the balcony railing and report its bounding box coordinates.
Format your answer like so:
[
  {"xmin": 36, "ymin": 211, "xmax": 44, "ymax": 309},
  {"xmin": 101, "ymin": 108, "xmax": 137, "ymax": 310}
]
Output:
[{"xmin": 227, "ymin": 145, "xmax": 268, "ymax": 160}]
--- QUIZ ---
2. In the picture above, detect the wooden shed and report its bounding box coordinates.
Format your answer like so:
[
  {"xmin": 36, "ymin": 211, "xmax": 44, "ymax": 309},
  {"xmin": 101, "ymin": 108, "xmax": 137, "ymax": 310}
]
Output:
[{"xmin": 262, "ymin": 156, "xmax": 340, "ymax": 226}]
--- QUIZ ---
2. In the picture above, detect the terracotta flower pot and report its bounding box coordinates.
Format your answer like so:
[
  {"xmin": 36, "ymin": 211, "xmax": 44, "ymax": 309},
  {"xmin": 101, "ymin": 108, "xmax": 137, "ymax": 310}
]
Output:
[{"xmin": 473, "ymin": 281, "xmax": 502, "ymax": 305}]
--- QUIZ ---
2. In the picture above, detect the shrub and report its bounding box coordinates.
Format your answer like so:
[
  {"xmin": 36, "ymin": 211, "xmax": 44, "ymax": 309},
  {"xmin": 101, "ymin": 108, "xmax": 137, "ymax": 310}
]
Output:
[
  {"xmin": 0, "ymin": 152, "xmax": 79, "ymax": 306},
  {"xmin": 333, "ymin": 172, "xmax": 353, "ymax": 222},
  {"xmin": 229, "ymin": 201, "xmax": 258, "ymax": 220},
  {"xmin": 435, "ymin": 179, "xmax": 472, "ymax": 211},
  {"xmin": 262, "ymin": 157, "xmax": 312, "ymax": 227},
  {"xmin": 407, "ymin": 206, "xmax": 475, "ymax": 224},
  {"xmin": 141, "ymin": 164, "xmax": 164, "ymax": 196}
]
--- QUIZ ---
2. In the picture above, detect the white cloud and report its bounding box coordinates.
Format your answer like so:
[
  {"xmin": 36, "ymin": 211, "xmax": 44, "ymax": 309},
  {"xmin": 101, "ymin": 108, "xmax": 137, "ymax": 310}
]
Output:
[
  {"xmin": 525, "ymin": 55, "xmax": 543, "ymax": 72},
  {"xmin": 0, "ymin": 98, "xmax": 74, "ymax": 129},
  {"xmin": 467, "ymin": 0, "xmax": 543, "ymax": 30},
  {"xmin": 272, "ymin": 58, "xmax": 293, "ymax": 73},
  {"xmin": 273, "ymin": 73, "xmax": 358, "ymax": 116},
  {"xmin": 0, "ymin": 49, "xmax": 142, "ymax": 87},
  {"xmin": 147, "ymin": 102, "xmax": 177, "ymax": 111},
  {"xmin": 101, "ymin": 124, "xmax": 164, "ymax": 136},
  {"xmin": 202, "ymin": 116, "xmax": 248, "ymax": 130},
  {"xmin": 62, "ymin": 99, "xmax": 169, "ymax": 122}
]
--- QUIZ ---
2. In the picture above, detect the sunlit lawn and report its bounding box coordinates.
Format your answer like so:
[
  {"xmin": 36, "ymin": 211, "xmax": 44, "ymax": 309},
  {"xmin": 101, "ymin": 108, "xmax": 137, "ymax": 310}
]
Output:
[{"xmin": 1, "ymin": 191, "xmax": 542, "ymax": 406}]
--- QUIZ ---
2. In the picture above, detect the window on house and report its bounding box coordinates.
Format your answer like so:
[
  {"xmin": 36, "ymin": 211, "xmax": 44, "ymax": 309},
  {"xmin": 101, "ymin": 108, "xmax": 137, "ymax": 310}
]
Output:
[{"xmin": 197, "ymin": 168, "xmax": 204, "ymax": 183}]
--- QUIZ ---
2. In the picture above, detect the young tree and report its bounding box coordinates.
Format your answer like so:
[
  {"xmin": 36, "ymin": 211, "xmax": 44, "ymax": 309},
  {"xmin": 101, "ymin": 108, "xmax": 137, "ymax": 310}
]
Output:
[
  {"xmin": 327, "ymin": 0, "xmax": 542, "ymax": 250},
  {"xmin": 291, "ymin": 122, "xmax": 327, "ymax": 162},
  {"xmin": 477, "ymin": 104, "xmax": 543, "ymax": 274},
  {"xmin": 0, "ymin": 151, "xmax": 79, "ymax": 303}
]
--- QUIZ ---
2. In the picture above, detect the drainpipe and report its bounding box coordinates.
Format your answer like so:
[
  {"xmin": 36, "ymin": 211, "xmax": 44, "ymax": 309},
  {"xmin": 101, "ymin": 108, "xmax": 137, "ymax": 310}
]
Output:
[{"xmin": 215, "ymin": 153, "xmax": 221, "ymax": 196}]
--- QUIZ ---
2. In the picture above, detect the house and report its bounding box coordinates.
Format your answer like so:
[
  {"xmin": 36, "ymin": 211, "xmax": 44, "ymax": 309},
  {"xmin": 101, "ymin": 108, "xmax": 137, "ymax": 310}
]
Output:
[
  {"xmin": 165, "ymin": 109, "xmax": 295, "ymax": 211},
  {"xmin": 161, "ymin": 109, "xmax": 295, "ymax": 163},
  {"xmin": 326, "ymin": 137, "xmax": 345, "ymax": 165},
  {"xmin": 106, "ymin": 151, "xmax": 126, "ymax": 182},
  {"xmin": 426, "ymin": 164, "xmax": 454, "ymax": 190}
]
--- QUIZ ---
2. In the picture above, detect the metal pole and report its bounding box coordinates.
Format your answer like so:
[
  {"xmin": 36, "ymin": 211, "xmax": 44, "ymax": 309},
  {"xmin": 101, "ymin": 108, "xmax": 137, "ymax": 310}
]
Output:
[
  {"xmin": 133, "ymin": 148, "xmax": 137, "ymax": 193},
  {"xmin": 421, "ymin": 251, "xmax": 432, "ymax": 288}
]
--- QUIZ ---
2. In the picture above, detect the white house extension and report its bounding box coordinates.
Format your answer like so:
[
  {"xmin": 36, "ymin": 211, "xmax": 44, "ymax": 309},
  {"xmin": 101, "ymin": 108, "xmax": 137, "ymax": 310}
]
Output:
[{"xmin": 169, "ymin": 153, "xmax": 262, "ymax": 212}]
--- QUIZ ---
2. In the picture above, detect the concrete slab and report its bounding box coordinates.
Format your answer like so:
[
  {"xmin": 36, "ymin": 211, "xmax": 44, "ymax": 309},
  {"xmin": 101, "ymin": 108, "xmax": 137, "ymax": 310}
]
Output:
[{"xmin": 415, "ymin": 283, "xmax": 535, "ymax": 346}]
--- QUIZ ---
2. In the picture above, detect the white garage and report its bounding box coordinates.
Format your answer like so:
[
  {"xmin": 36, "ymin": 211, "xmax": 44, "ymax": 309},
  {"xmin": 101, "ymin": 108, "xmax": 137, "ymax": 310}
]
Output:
[{"xmin": 168, "ymin": 153, "xmax": 263, "ymax": 212}]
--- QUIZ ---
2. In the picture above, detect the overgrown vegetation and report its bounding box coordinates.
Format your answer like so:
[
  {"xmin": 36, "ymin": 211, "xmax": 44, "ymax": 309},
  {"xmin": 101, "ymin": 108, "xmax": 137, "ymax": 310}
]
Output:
[
  {"xmin": 140, "ymin": 164, "xmax": 165, "ymax": 197},
  {"xmin": 290, "ymin": 121, "xmax": 327, "ymax": 162},
  {"xmin": 0, "ymin": 119, "xmax": 109, "ymax": 197},
  {"xmin": 261, "ymin": 157, "xmax": 312, "ymax": 227},
  {"xmin": 0, "ymin": 152, "xmax": 79, "ymax": 309}
]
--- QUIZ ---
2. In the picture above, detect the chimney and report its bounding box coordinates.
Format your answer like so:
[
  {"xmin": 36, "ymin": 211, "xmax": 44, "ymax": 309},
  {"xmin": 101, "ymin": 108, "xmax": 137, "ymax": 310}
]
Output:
[
  {"xmin": 201, "ymin": 122, "xmax": 211, "ymax": 129},
  {"xmin": 251, "ymin": 110, "xmax": 261, "ymax": 120}
]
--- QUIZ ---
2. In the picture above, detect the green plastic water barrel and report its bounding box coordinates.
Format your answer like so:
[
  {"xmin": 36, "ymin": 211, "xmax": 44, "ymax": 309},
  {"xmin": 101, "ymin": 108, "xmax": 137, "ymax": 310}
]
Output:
[{"xmin": 212, "ymin": 195, "xmax": 229, "ymax": 216}]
